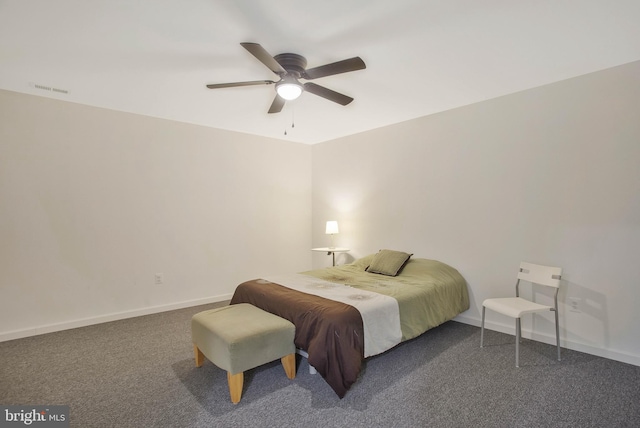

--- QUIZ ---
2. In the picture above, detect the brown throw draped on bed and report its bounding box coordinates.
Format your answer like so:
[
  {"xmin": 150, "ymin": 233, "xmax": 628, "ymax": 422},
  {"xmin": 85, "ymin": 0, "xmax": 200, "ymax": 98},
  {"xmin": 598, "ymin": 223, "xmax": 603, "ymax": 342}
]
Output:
[{"xmin": 230, "ymin": 279, "xmax": 364, "ymax": 398}]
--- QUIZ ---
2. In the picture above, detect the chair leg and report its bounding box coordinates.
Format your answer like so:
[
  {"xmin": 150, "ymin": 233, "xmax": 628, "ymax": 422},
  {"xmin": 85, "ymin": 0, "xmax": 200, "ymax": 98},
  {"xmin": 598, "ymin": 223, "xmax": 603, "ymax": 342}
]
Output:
[
  {"xmin": 480, "ymin": 306, "xmax": 486, "ymax": 348},
  {"xmin": 515, "ymin": 318, "xmax": 521, "ymax": 368},
  {"xmin": 555, "ymin": 309, "xmax": 561, "ymax": 361},
  {"xmin": 227, "ymin": 371, "xmax": 244, "ymax": 404},
  {"xmin": 281, "ymin": 353, "xmax": 296, "ymax": 379}
]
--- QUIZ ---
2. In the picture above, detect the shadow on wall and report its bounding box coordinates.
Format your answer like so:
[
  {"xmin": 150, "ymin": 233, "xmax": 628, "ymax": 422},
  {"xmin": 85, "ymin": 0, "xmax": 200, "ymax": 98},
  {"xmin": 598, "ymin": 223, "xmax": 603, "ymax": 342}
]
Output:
[
  {"xmin": 559, "ymin": 279, "xmax": 610, "ymax": 350},
  {"xmin": 335, "ymin": 253, "xmax": 355, "ymax": 266}
]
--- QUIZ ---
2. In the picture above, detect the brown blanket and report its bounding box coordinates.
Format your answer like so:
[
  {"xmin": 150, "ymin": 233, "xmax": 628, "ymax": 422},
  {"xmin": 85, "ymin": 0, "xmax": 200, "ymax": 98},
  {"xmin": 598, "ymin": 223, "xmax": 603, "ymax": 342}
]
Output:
[{"xmin": 230, "ymin": 279, "xmax": 364, "ymax": 398}]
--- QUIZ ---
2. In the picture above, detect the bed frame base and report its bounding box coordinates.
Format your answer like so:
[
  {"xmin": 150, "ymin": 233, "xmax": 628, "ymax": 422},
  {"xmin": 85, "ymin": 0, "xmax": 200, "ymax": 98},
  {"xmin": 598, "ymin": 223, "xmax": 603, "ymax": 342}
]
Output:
[{"xmin": 296, "ymin": 349, "xmax": 317, "ymax": 374}]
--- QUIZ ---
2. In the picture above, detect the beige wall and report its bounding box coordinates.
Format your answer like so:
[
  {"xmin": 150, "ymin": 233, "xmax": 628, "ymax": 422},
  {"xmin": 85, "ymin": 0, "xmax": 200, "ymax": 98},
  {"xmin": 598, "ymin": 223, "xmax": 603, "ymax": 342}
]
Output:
[
  {"xmin": 0, "ymin": 90, "xmax": 312, "ymax": 339},
  {"xmin": 312, "ymin": 61, "xmax": 640, "ymax": 365}
]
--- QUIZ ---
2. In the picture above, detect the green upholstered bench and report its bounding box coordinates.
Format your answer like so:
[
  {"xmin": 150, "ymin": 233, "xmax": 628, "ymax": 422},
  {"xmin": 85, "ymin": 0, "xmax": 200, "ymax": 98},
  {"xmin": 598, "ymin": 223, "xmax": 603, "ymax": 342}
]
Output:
[{"xmin": 191, "ymin": 303, "xmax": 296, "ymax": 404}]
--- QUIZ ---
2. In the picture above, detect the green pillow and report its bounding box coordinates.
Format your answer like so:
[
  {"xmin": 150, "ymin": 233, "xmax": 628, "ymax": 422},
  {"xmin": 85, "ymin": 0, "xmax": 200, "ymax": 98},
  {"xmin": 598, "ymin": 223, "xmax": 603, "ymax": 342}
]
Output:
[{"xmin": 365, "ymin": 249, "xmax": 413, "ymax": 276}]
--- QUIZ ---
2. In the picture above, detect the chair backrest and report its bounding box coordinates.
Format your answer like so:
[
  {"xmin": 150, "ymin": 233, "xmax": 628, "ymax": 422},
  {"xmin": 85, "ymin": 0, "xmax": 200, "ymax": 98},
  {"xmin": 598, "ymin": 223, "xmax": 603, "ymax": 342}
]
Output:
[{"xmin": 517, "ymin": 261, "xmax": 562, "ymax": 288}]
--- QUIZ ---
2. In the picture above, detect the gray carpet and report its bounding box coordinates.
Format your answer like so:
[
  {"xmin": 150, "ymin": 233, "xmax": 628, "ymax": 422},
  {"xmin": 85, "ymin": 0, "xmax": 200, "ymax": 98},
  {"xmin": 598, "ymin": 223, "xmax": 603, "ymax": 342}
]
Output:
[{"xmin": 1, "ymin": 302, "xmax": 639, "ymax": 428}]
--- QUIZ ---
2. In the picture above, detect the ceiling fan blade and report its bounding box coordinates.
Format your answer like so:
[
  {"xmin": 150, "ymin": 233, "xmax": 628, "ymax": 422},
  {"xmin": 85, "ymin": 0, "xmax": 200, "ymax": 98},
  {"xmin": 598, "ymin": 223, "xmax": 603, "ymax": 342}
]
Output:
[
  {"xmin": 240, "ymin": 42, "xmax": 286, "ymax": 75},
  {"xmin": 303, "ymin": 82, "xmax": 354, "ymax": 106},
  {"xmin": 206, "ymin": 80, "xmax": 275, "ymax": 89},
  {"xmin": 268, "ymin": 95, "xmax": 285, "ymax": 114},
  {"xmin": 303, "ymin": 57, "xmax": 366, "ymax": 80}
]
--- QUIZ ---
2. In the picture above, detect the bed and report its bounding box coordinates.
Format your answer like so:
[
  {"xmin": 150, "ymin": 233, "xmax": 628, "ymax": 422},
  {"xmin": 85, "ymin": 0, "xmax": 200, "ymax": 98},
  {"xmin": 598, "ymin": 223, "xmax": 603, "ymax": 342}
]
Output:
[{"xmin": 229, "ymin": 250, "xmax": 469, "ymax": 398}]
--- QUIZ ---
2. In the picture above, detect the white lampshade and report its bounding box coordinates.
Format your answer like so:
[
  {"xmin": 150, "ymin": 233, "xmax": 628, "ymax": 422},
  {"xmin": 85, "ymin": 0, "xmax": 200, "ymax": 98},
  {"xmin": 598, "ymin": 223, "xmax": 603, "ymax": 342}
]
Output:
[
  {"xmin": 325, "ymin": 221, "xmax": 339, "ymax": 235},
  {"xmin": 276, "ymin": 77, "xmax": 303, "ymax": 100}
]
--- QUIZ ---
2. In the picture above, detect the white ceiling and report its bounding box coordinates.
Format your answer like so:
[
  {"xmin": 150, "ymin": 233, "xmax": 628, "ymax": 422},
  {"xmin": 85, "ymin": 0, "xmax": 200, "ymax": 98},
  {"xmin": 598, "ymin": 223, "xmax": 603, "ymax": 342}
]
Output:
[{"xmin": 2, "ymin": 0, "xmax": 640, "ymax": 144}]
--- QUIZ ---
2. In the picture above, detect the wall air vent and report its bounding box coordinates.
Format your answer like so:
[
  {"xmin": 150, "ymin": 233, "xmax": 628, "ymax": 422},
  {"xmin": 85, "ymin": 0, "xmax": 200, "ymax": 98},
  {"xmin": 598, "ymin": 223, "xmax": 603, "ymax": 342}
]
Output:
[{"xmin": 30, "ymin": 82, "xmax": 69, "ymax": 94}]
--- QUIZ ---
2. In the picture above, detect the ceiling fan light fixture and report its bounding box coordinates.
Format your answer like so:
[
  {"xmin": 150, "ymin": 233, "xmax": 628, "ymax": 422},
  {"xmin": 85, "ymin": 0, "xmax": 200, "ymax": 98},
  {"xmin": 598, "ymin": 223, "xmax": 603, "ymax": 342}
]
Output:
[{"xmin": 276, "ymin": 77, "xmax": 303, "ymax": 100}]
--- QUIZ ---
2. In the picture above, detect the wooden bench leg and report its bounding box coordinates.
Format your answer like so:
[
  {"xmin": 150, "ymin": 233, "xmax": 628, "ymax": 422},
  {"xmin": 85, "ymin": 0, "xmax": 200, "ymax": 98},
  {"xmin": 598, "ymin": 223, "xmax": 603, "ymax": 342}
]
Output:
[
  {"xmin": 281, "ymin": 353, "xmax": 296, "ymax": 379},
  {"xmin": 227, "ymin": 371, "xmax": 244, "ymax": 404},
  {"xmin": 193, "ymin": 344, "xmax": 205, "ymax": 367}
]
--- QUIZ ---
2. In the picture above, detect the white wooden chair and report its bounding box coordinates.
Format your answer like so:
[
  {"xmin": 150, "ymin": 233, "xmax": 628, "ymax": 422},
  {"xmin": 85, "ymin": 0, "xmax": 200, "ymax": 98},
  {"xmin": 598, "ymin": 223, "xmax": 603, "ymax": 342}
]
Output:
[{"xmin": 480, "ymin": 262, "xmax": 563, "ymax": 367}]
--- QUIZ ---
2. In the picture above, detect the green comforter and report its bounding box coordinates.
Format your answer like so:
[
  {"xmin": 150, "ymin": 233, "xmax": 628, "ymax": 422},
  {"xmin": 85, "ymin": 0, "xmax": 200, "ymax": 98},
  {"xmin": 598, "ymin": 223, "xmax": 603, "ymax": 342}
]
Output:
[{"xmin": 302, "ymin": 254, "xmax": 470, "ymax": 341}]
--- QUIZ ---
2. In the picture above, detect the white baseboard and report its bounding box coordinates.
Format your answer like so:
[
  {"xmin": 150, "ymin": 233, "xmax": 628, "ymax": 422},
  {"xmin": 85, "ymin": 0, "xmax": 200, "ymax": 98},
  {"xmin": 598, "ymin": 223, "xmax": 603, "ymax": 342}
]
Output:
[
  {"xmin": 5, "ymin": 304, "xmax": 638, "ymax": 368},
  {"xmin": 0, "ymin": 294, "xmax": 233, "ymax": 343},
  {"xmin": 454, "ymin": 314, "xmax": 640, "ymax": 367}
]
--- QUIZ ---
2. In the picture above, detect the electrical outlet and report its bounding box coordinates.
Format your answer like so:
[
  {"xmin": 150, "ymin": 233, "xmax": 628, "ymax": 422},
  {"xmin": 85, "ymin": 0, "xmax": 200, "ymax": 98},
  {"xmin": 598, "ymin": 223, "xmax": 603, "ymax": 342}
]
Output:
[
  {"xmin": 568, "ymin": 297, "xmax": 581, "ymax": 313},
  {"xmin": 154, "ymin": 273, "xmax": 164, "ymax": 285}
]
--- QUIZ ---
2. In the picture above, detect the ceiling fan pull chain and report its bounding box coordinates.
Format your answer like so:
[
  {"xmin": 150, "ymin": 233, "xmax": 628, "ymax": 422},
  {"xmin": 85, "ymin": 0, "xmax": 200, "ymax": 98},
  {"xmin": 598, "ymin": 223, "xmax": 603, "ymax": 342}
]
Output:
[{"xmin": 284, "ymin": 107, "xmax": 295, "ymax": 136}]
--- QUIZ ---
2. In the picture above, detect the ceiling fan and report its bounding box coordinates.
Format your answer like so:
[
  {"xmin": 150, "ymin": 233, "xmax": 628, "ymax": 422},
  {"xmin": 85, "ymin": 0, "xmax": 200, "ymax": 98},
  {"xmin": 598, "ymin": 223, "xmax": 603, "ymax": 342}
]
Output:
[{"xmin": 206, "ymin": 42, "xmax": 366, "ymax": 114}]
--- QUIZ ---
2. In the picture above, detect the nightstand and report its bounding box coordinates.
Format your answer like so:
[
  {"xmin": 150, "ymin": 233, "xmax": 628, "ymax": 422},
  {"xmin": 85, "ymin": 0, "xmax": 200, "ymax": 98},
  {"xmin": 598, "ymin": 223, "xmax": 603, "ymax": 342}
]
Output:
[{"xmin": 311, "ymin": 247, "xmax": 350, "ymax": 266}]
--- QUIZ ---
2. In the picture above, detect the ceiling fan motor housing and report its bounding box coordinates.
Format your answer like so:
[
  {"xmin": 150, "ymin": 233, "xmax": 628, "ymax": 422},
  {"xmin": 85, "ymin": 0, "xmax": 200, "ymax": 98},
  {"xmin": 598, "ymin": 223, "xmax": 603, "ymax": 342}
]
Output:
[{"xmin": 274, "ymin": 53, "xmax": 307, "ymax": 78}]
